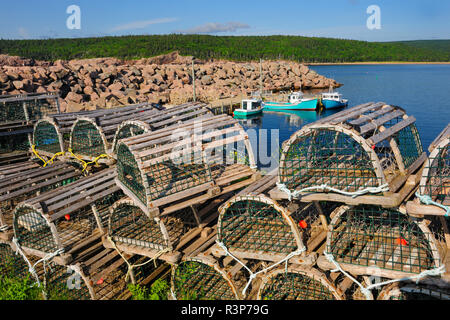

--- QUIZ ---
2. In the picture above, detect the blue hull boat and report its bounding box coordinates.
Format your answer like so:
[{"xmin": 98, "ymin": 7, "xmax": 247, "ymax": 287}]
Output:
[
  {"xmin": 263, "ymin": 98, "xmax": 319, "ymax": 111},
  {"xmin": 322, "ymin": 99, "xmax": 348, "ymax": 110}
]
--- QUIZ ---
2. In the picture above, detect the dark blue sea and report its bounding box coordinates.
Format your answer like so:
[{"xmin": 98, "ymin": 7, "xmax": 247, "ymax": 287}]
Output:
[{"xmin": 238, "ymin": 64, "xmax": 450, "ymax": 169}]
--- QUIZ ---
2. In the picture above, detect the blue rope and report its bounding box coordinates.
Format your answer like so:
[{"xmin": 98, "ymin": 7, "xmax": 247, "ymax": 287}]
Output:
[{"xmin": 415, "ymin": 191, "xmax": 449, "ymax": 217}]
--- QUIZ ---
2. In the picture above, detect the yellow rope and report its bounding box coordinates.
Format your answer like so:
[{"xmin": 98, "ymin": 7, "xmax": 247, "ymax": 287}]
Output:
[
  {"xmin": 46, "ymin": 151, "xmax": 66, "ymax": 166},
  {"xmin": 31, "ymin": 145, "xmax": 49, "ymax": 167},
  {"xmin": 67, "ymin": 149, "xmax": 111, "ymax": 172}
]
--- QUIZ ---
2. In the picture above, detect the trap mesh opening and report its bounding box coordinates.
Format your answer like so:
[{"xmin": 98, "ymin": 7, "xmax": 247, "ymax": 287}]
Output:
[
  {"xmin": 70, "ymin": 119, "xmax": 106, "ymax": 158},
  {"xmin": 0, "ymin": 133, "xmax": 30, "ymax": 154},
  {"xmin": 33, "ymin": 120, "xmax": 62, "ymax": 154},
  {"xmin": 280, "ymin": 128, "xmax": 381, "ymax": 193},
  {"xmin": 218, "ymin": 196, "xmax": 300, "ymax": 255},
  {"xmin": 0, "ymin": 243, "xmax": 29, "ymax": 279},
  {"xmin": 327, "ymin": 206, "xmax": 440, "ymax": 274},
  {"xmin": 44, "ymin": 263, "xmax": 91, "ymax": 300},
  {"xmin": 259, "ymin": 270, "xmax": 338, "ymax": 300},
  {"xmin": 422, "ymin": 142, "xmax": 449, "ymax": 204},
  {"xmin": 172, "ymin": 259, "xmax": 237, "ymax": 300}
]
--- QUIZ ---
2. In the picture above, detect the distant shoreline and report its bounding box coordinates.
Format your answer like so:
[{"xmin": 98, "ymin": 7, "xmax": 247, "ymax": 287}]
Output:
[{"xmin": 307, "ymin": 62, "xmax": 450, "ymax": 66}]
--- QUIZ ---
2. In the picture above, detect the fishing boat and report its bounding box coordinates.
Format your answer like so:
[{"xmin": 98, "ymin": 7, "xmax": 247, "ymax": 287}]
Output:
[
  {"xmin": 233, "ymin": 99, "xmax": 263, "ymax": 118},
  {"xmin": 262, "ymin": 91, "xmax": 319, "ymax": 111},
  {"xmin": 321, "ymin": 88, "xmax": 348, "ymax": 109}
]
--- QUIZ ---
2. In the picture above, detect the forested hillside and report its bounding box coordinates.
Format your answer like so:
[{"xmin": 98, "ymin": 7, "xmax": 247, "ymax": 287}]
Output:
[{"xmin": 0, "ymin": 35, "xmax": 449, "ymax": 62}]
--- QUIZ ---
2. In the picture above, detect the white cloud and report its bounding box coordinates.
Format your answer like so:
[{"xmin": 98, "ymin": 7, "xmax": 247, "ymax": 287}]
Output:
[
  {"xmin": 177, "ymin": 22, "xmax": 250, "ymax": 34},
  {"xmin": 111, "ymin": 18, "xmax": 178, "ymax": 32}
]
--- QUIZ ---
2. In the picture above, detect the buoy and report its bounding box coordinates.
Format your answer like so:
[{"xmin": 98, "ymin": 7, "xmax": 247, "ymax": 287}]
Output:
[
  {"xmin": 96, "ymin": 278, "xmax": 104, "ymax": 285},
  {"xmin": 372, "ymin": 145, "xmax": 376, "ymax": 150},
  {"xmin": 64, "ymin": 214, "xmax": 71, "ymax": 221},
  {"xmin": 299, "ymin": 220, "xmax": 308, "ymax": 229},
  {"xmin": 396, "ymin": 237, "xmax": 408, "ymax": 246}
]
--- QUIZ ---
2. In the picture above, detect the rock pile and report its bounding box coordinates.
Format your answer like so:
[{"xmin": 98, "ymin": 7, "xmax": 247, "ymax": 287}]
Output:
[{"xmin": 0, "ymin": 52, "xmax": 341, "ymax": 112}]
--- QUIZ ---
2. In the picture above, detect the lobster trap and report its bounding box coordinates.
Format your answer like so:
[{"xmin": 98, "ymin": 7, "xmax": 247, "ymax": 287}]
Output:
[
  {"xmin": 257, "ymin": 266, "xmax": 344, "ymax": 300},
  {"xmin": 272, "ymin": 102, "xmax": 426, "ymax": 207},
  {"xmin": 115, "ymin": 114, "xmax": 257, "ymax": 217},
  {"xmin": 68, "ymin": 103, "xmax": 156, "ymax": 163},
  {"xmin": 407, "ymin": 124, "xmax": 449, "ymax": 217},
  {"xmin": 111, "ymin": 102, "xmax": 212, "ymax": 152},
  {"xmin": 377, "ymin": 282, "xmax": 450, "ymax": 300},
  {"xmin": 317, "ymin": 205, "xmax": 445, "ymax": 280},
  {"xmin": 0, "ymin": 241, "xmax": 30, "ymax": 279},
  {"xmin": 212, "ymin": 172, "xmax": 336, "ymax": 265},
  {"xmin": 12, "ymin": 168, "xmax": 123, "ymax": 265},
  {"xmin": 171, "ymin": 256, "xmax": 239, "ymax": 300},
  {"xmin": 104, "ymin": 195, "xmax": 227, "ymax": 264},
  {"xmin": 0, "ymin": 161, "xmax": 82, "ymax": 241}
]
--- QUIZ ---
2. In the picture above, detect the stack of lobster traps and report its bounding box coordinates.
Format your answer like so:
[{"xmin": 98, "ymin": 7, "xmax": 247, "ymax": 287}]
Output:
[
  {"xmin": 172, "ymin": 102, "xmax": 450, "ymax": 300},
  {"xmin": 0, "ymin": 92, "xmax": 60, "ymax": 165}
]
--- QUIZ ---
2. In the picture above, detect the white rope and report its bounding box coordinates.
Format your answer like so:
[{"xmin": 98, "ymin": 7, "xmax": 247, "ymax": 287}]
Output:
[
  {"xmin": 107, "ymin": 236, "xmax": 170, "ymax": 283},
  {"xmin": 216, "ymin": 240, "xmax": 306, "ymax": 296},
  {"xmin": 277, "ymin": 182, "xmax": 389, "ymax": 201},
  {"xmin": 0, "ymin": 225, "xmax": 9, "ymax": 232},
  {"xmin": 415, "ymin": 191, "xmax": 449, "ymax": 217},
  {"xmin": 170, "ymin": 288, "xmax": 178, "ymax": 300},
  {"xmin": 12, "ymin": 237, "xmax": 41, "ymax": 287},
  {"xmin": 324, "ymin": 252, "xmax": 446, "ymax": 300}
]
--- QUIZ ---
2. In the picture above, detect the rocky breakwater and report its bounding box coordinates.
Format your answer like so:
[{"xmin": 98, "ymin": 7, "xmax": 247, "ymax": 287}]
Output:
[{"xmin": 0, "ymin": 52, "xmax": 341, "ymax": 112}]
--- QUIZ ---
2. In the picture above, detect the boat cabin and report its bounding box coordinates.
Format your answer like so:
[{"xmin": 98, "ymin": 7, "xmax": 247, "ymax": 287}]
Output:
[
  {"xmin": 322, "ymin": 92, "xmax": 343, "ymax": 101},
  {"xmin": 288, "ymin": 92, "xmax": 304, "ymax": 104},
  {"xmin": 240, "ymin": 99, "xmax": 262, "ymax": 111}
]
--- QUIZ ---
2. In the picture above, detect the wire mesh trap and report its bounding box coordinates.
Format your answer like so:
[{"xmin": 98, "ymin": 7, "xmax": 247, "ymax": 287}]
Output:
[
  {"xmin": 171, "ymin": 257, "xmax": 239, "ymax": 300},
  {"xmin": 407, "ymin": 124, "xmax": 449, "ymax": 217},
  {"xmin": 115, "ymin": 113, "xmax": 257, "ymax": 217},
  {"xmin": 317, "ymin": 205, "xmax": 443, "ymax": 279},
  {"xmin": 12, "ymin": 168, "xmax": 123, "ymax": 265},
  {"xmin": 111, "ymin": 102, "xmax": 213, "ymax": 152},
  {"xmin": 377, "ymin": 282, "xmax": 450, "ymax": 300},
  {"xmin": 0, "ymin": 161, "xmax": 82, "ymax": 240},
  {"xmin": 0, "ymin": 132, "xmax": 31, "ymax": 155},
  {"xmin": 257, "ymin": 267, "xmax": 344, "ymax": 300},
  {"xmin": 0, "ymin": 241, "xmax": 30, "ymax": 279},
  {"xmin": 275, "ymin": 102, "xmax": 426, "ymax": 207},
  {"xmin": 68, "ymin": 103, "xmax": 157, "ymax": 162},
  {"xmin": 0, "ymin": 92, "xmax": 60, "ymax": 125}
]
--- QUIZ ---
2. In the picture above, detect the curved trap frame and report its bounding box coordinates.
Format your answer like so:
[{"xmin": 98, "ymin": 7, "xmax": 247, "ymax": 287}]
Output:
[
  {"xmin": 111, "ymin": 102, "xmax": 212, "ymax": 152},
  {"xmin": 12, "ymin": 168, "xmax": 123, "ymax": 265},
  {"xmin": 0, "ymin": 161, "xmax": 82, "ymax": 241},
  {"xmin": 273, "ymin": 103, "xmax": 426, "ymax": 207},
  {"xmin": 407, "ymin": 124, "xmax": 449, "ymax": 217},
  {"xmin": 317, "ymin": 205, "xmax": 443, "ymax": 280},
  {"xmin": 171, "ymin": 257, "xmax": 239, "ymax": 300},
  {"xmin": 378, "ymin": 282, "xmax": 450, "ymax": 300},
  {"xmin": 68, "ymin": 103, "xmax": 156, "ymax": 162},
  {"xmin": 115, "ymin": 114, "xmax": 257, "ymax": 217},
  {"xmin": 32, "ymin": 118, "xmax": 66, "ymax": 159},
  {"xmin": 257, "ymin": 266, "xmax": 344, "ymax": 300}
]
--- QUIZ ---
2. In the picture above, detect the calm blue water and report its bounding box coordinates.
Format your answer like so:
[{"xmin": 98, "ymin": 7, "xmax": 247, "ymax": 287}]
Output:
[{"xmin": 239, "ymin": 64, "xmax": 450, "ymax": 164}]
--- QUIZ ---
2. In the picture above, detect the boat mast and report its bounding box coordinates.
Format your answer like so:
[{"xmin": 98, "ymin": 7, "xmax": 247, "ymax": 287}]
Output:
[{"xmin": 259, "ymin": 58, "xmax": 263, "ymax": 99}]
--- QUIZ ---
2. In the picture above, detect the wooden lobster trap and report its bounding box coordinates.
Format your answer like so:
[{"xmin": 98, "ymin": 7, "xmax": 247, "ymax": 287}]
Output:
[
  {"xmin": 67, "ymin": 103, "xmax": 157, "ymax": 164},
  {"xmin": 317, "ymin": 205, "xmax": 446, "ymax": 284},
  {"xmin": 257, "ymin": 266, "xmax": 344, "ymax": 300},
  {"xmin": 271, "ymin": 102, "xmax": 426, "ymax": 207},
  {"xmin": 407, "ymin": 124, "xmax": 449, "ymax": 217},
  {"xmin": 377, "ymin": 282, "xmax": 450, "ymax": 300},
  {"xmin": 104, "ymin": 194, "xmax": 229, "ymax": 264},
  {"xmin": 0, "ymin": 160, "xmax": 82, "ymax": 241},
  {"xmin": 171, "ymin": 256, "xmax": 240, "ymax": 300},
  {"xmin": 115, "ymin": 113, "xmax": 258, "ymax": 217},
  {"xmin": 12, "ymin": 168, "xmax": 123, "ymax": 265},
  {"xmin": 211, "ymin": 173, "xmax": 337, "ymax": 266}
]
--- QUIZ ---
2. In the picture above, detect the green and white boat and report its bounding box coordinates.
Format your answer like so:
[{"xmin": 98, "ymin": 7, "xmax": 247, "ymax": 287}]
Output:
[{"xmin": 233, "ymin": 99, "xmax": 263, "ymax": 118}]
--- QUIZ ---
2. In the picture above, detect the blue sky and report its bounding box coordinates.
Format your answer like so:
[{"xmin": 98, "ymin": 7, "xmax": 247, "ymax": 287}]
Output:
[{"xmin": 1, "ymin": 0, "xmax": 449, "ymax": 41}]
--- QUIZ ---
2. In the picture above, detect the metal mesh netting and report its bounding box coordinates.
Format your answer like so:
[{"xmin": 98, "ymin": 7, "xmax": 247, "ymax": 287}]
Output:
[
  {"xmin": 422, "ymin": 143, "xmax": 449, "ymax": 203},
  {"xmin": 0, "ymin": 95, "xmax": 59, "ymax": 124},
  {"xmin": 117, "ymin": 143, "xmax": 213, "ymax": 204},
  {"xmin": 280, "ymin": 128, "xmax": 381, "ymax": 193},
  {"xmin": 14, "ymin": 206, "xmax": 57, "ymax": 253},
  {"xmin": 44, "ymin": 264, "xmax": 91, "ymax": 300},
  {"xmin": 113, "ymin": 123, "xmax": 146, "ymax": 152},
  {"xmin": 381, "ymin": 285, "xmax": 450, "ymax": 300},
  {"xmin": 219, "ymin": 198, "xmax": 298, "ymax": 255},
  {"xmin": 109, "ymin": 202, "xmax": 169, "ymax": 250},
  {"xmin": 327, "ymin": 206, "xmax": 440, "ymax": 274},
  {"xmin": 259, "ymin": 272, "xmax": 337, "ymax": 300},
  {"xmin": 0, "ymin": 133, "xmax": 30, "ymax": 153},
  {"xmin": 394, "ymin": 124, "xmax": 423, "ymax": 169},
  {"xmin": 71, "ymin": 120, "xmax": 106, "ymax": 158},
  {"xmin": 172, "ymin": 260, "xmax": 236, "ymax": 300},
  {"xmin": 34, "ymin": 121, "xmax": 62, "ymax": 154},
  {"xmin": 0, "ymin": 243, "xmax": 29, "ymax": 279}
]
